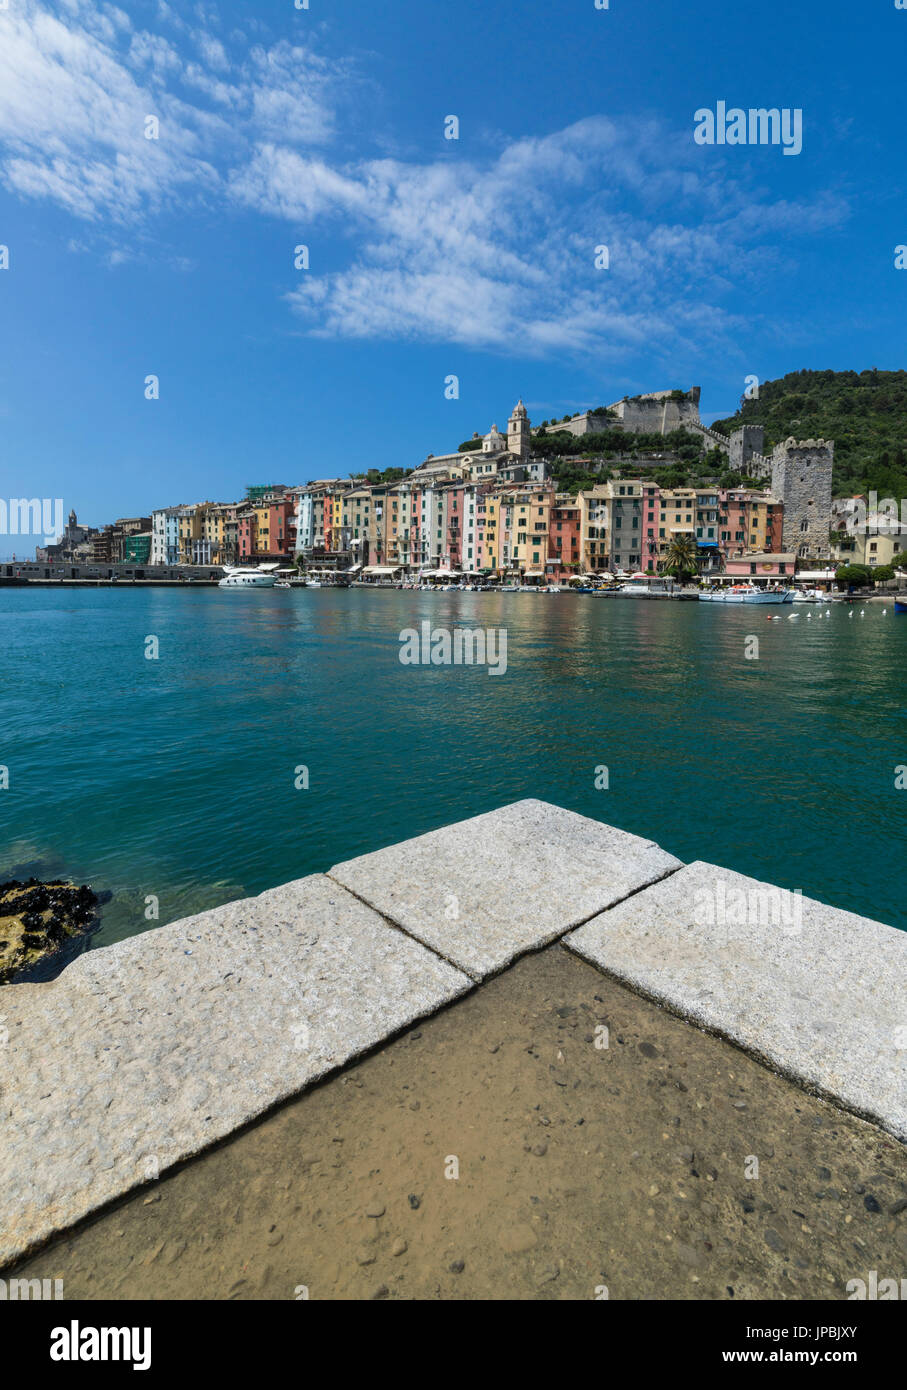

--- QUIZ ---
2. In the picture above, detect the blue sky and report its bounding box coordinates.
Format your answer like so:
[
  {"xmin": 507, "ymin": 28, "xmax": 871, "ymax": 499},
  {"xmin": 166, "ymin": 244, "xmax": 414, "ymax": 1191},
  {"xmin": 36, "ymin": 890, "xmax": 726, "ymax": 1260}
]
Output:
[{"xmin": 0, "ymin": 0, "xmax": 905, "ymax": 540}]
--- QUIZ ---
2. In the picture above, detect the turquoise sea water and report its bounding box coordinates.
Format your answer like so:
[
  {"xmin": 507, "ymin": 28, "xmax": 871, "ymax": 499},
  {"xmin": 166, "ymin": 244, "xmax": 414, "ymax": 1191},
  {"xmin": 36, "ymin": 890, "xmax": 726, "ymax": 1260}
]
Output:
[{"xmin": 1, "ymin": 587, "xmax": 905, "ymax": 960}]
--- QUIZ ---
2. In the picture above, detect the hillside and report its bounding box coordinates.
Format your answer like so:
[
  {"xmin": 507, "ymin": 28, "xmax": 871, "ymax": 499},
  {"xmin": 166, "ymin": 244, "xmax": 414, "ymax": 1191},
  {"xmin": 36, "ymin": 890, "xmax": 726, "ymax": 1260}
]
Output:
[{"xmin": 711, "ymin": 369, "xmax": 907, "ymax": 500}]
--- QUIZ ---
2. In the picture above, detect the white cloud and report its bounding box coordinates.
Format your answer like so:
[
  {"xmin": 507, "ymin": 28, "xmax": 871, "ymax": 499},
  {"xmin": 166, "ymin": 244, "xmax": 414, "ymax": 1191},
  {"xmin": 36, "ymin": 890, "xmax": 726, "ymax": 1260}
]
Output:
[
  {"xmin": 245, "ymin": 42, "xmax": 341, "ymax": 146},
  {"xmin": 0, "ymin": 2, "xmax": 340, "ymax": 221},
  {"xmin": 234, "ymin": 116, "xmax": 843, "ymax": 357},
  {"xmin": 0, "ymin": 5, "xmax": 850, "ymax": 361},
  {"xmin": 196, "ymin": 34, "xmax": 228, "ymax": 72}
]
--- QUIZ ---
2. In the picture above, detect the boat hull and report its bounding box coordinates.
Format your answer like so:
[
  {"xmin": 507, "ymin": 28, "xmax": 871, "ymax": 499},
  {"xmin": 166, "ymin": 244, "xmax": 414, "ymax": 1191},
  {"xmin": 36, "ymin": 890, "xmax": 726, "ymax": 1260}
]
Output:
[
  {"xmin": 699, "ymin": 588, "xmax": 794, "ymax": 605},
  {"xmin": 218, "ymin": 570, "xmax": 278, "ymax": 588}
]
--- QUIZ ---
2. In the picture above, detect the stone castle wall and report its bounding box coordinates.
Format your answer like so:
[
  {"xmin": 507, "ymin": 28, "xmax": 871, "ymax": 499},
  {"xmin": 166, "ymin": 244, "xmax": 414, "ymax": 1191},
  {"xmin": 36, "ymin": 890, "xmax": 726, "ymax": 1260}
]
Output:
[
  {"xmin": 537, "ymin": 390, "xmax": 702, "ymax": 440},
  {"xmin": 535, "ymin": 411, "xmax": 616, "ymax": 439},
  {"xmin": 729, "ymin": 426, "xmax": 765, "ymax": 474},
  {"xmin": 609, "ymin": 389, "xmax": 701, "ymax": 435}
]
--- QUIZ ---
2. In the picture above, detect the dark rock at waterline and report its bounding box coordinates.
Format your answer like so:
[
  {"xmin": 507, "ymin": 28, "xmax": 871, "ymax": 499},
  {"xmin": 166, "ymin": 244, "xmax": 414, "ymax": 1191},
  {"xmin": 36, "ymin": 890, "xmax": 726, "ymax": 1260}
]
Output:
[{"xmin": 0, "ymin": 879, "xmax": 99, "ymax": 984}]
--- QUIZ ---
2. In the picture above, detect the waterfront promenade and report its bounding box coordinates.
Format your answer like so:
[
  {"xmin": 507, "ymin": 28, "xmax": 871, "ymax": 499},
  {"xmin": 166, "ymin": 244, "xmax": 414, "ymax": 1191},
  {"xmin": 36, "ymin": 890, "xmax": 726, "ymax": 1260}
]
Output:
[{"xmin": 2, "ymin": 801, "xmax": 905, "ymax": 1296}]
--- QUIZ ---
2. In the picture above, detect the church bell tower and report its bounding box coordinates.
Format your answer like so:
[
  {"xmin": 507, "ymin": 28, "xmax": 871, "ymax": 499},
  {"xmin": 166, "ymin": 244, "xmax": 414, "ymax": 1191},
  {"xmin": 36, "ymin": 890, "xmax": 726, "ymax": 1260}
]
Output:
[{"xmin": 508, "ymin": 399, "xmax": 531, "ymax": 459}]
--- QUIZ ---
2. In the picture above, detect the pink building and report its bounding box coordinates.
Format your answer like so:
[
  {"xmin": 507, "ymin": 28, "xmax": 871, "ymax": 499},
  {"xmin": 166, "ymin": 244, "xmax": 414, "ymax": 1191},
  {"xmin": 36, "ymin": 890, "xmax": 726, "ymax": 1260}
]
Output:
[
  {"xmin": 547, "ymin": 499, "xmax": 581, "ymax": 579},
  {"xmin": 724, "ymin": 552, "xmax": 796, "ymax": 583}
]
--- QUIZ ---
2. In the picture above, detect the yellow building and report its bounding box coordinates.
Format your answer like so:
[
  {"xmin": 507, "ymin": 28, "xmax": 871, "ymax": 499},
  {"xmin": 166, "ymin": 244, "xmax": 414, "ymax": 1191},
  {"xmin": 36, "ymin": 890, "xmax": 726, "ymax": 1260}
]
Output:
[
  {"xmin": 177, "ymin": 504, "xmax": 201, "ymax": 563},
  {"xmin": 576, "ymin": 484, "xmax": 611, "ymax": 573},
  {"xmin": 832, "ymin": 513, "xmax": 907, "ymax": 568},
  {"xmin": 476, "ymin": 494, "xmax": 500, "ymax": 571},
  {"xmin": 499, "ymin": 485, "xmax": 552, "ymax": 575},
  {"xmin": 386, "ymin": 483, "xmax": 416, "ymax": 568}
]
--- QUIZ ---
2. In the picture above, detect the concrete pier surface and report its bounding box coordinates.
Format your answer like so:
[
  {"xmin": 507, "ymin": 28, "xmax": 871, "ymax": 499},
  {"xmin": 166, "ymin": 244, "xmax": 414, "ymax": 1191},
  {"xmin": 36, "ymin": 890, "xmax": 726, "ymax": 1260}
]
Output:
[{"xmin": 1, "ymin": 800, "xmax": 905, "ymax": 1294}]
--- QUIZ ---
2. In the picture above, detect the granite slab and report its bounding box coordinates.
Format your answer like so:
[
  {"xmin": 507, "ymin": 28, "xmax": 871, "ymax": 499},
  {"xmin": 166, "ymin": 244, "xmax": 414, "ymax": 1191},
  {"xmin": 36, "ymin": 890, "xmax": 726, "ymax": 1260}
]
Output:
[
  {"xmin": 329, "ymin": 799, "xmax": 682, "ymax": 979},
  {"xmin": 566, "ymin": 860, "xmax": 907, "ymax": 1141},
  {"xmin": 0, "ymin": 874, "xmax": 471, "ymax": 1266}
]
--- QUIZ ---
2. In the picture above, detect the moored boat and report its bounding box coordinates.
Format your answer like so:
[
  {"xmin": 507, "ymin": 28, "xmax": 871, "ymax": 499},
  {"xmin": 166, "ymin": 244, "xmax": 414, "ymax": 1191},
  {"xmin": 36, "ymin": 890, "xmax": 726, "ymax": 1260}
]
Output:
[
  {"xmin": 699, "ymin": 585, "xmax": 794, "ymax": 605},
  {"xmin": 895, "ymin": 598, "xmax": 907, "ymax": 614},
  {"xmin": 218, "ymin": 564, "xmax": 279, "ymax": 589}
]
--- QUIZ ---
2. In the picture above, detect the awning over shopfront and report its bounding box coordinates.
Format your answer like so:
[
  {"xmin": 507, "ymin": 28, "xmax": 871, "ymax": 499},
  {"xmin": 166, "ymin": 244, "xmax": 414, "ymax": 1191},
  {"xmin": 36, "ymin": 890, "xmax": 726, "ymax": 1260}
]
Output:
[{"xmin": 363, "ymin": 565, "xmax": 401, "ymax": 575}]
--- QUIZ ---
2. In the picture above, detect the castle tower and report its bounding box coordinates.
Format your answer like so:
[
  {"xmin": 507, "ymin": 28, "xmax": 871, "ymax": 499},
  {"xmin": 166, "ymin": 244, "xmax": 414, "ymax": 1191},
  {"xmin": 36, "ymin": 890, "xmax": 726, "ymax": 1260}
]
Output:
[
  {"xmin": 507, "ymin": 399, "xmax": 531, "ymax": 459},
  {"xmin": 770, "ymin": 438, "xmax": 834, "ymax": 558},
  {"xmin": 729, "ymin": 426, "xmax": 764, "ymax": 476}
]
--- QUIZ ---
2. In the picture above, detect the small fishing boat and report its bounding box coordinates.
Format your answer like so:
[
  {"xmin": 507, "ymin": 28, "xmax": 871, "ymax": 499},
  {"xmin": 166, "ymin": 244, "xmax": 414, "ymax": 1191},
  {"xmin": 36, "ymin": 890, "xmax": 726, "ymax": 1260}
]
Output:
[{"xmin": 895, "ymin": 598, "xmax": 907, "ymax": 614}]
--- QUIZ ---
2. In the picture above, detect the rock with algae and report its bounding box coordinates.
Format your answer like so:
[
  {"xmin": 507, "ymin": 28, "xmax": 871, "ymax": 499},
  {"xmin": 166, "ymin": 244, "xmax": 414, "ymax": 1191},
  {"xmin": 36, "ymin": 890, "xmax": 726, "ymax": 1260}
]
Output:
[{"xmin": 0, "ymin": 879, "xmax": 98, "ymax": 984}]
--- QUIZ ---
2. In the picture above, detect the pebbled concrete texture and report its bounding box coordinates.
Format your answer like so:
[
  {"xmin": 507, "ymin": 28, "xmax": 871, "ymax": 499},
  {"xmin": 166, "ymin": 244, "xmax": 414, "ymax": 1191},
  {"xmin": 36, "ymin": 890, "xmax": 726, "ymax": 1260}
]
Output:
[
  {"xmin": 12, "ymin": 946, "xmax": 907, "ymax": 1302},
  {"xmin": 566, "ymin": 861, "xmax": 907, "ymax": 1143},
  {"xmin": 3, "ymin": 802, "xmax": 904, "ymax": 1282},
  {"xmin": 329, "ymin": 798, "xmax": 682, "ymax": 979},
  {"xmin": 0, "ymin": 873, "xmax": 471, "ymax": 1268}
]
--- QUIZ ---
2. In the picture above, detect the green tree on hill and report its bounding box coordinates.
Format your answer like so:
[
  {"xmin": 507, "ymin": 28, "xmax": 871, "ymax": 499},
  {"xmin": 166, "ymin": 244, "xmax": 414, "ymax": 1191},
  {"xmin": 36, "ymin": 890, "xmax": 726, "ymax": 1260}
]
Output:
[{"xmin": 712, "ymin": 369, "xmax": 907, "ymax": 501}]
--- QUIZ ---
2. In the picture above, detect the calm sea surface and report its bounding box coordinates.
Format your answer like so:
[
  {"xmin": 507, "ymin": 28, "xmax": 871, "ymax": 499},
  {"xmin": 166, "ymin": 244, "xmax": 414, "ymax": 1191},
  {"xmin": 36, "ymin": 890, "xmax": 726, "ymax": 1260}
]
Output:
[{"xmin": 1, "ymin": 587, "xmax": 905, "ymax": 959}]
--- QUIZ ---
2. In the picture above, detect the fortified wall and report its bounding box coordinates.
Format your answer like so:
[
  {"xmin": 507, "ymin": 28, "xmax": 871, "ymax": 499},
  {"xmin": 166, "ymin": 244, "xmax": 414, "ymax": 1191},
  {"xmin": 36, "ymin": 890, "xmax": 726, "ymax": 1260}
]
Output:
[
  {"xmin": 540, "ymin": 409, "xmax": 616, "ymax": 439},
  {"xmin": 608, "ymin": 388, "xmax": 701, "ymax": 435},
  {"xmin": 729, "ymin": 425, "xmax": 767, "ymax": 477},
  {"xmin": 537, "ymin": 389, "xmax": 702, "ymax": 441}
]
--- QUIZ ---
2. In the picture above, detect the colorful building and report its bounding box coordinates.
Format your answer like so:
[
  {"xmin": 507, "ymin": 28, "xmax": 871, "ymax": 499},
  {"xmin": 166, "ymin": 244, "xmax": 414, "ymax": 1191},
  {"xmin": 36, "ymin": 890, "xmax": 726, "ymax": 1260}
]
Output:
[
  {"xmin": 724, "ymin": 551, "xmax": 796, "ymax": 582},
  {"xmin": 608, "ymin": 481, "xmax": 643, "ymax": 573},
  {"xmin": 548, "ymin": 497, "xmax": 581, "ymax": 579},
  {"xmin": 577, "ymin": 485, "xmax": 611, "ymax": 574}
]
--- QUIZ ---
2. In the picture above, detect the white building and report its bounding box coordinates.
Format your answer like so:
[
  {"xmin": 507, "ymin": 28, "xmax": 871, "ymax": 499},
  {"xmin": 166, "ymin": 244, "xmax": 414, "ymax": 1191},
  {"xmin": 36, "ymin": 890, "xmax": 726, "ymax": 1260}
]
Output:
[{"xmin": 150, "ymin": 507, "xmax": 182, "ymax": 566}]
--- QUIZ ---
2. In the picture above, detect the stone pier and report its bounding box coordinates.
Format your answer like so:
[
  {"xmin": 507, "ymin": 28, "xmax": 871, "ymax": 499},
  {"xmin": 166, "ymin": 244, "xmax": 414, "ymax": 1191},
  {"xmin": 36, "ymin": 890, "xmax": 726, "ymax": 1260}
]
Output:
[{"xmin": 1, "ymin": 799, "xmax": 904, "ymax": 1272}]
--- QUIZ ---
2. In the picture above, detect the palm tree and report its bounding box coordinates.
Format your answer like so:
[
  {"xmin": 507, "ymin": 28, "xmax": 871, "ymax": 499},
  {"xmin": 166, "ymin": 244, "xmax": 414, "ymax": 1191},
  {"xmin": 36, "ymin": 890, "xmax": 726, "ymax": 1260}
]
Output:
[{"xmin": 661, "ymin": 535, "xmax": 700, "ymax": 582}]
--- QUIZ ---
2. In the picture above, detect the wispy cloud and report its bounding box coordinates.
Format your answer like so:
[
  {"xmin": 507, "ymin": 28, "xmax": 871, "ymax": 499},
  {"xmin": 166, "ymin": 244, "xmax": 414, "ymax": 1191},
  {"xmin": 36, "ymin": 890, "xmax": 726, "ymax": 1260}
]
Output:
[
  {"xmin": 0, "ymin": 3, "xmax": 851, "ymax": 361},
  {"xmin": 237, "ymin": 118, "xmax": 848, "ymax": 356},
  {"xmin": 0, "ymin": 1, "xmax": 342, "ymax": 221}
]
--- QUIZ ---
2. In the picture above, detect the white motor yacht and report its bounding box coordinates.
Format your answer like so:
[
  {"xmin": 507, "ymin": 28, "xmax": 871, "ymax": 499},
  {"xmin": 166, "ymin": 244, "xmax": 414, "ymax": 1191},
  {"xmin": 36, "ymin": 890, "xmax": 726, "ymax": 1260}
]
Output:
[{"xmin": 218, "ymin": 564, "xmax": 279, "ymax": 589}]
